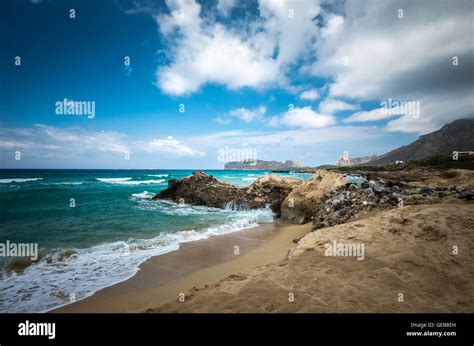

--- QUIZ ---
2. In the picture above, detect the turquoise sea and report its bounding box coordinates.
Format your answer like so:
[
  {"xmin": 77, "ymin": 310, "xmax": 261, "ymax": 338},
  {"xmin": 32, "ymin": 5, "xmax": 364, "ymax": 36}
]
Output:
[{"xmin": 0, "ymin": 169, "xmax": 313, "ymax": 312}]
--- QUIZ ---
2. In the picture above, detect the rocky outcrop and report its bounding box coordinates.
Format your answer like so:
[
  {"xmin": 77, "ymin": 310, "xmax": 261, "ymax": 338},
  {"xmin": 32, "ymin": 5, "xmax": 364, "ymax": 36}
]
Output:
[
  {"xmin": 311, "ymin": 171, "xmax": 473, "ymax": 231},
  {"xmin": 153, "ymin": 171, "xmax": 301, "ymax": 215},
  {"xmin": 280, "ymin": 171, "xmax": 346, "ymax": 224}
]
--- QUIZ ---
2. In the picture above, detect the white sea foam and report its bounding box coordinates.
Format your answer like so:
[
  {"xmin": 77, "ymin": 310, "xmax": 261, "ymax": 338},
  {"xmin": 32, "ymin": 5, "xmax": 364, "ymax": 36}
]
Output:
[
  {"xmin": 45, "ymin": 182, "xmax": 83, "ymax": 186},
  {"xmin": 96, "ymin": 178, "xmax": 165, "ymax": 185},
  {"xmin": 96, "ymin": 177, "xmax": 132, "ymax": 183},
  {"xmin": 242, "ymin": 177, "xmax": 257, "ymax": 181},
  {"xmin": 0, "ymin": 178, "xmax": 43, "ymax": 183},
  {"xmin": 0, "ymin": 207, "xmax": 274, "ymax": 313},
  {"xmin": 112, "ymin": 179, "xmax": 165, "ymax": 185},
  {"xmin": 130, "ymin": 191, "xmax": 155, "ymax": 199},
  {"xmin": 147, "ymin": 174, "xmax": 169, "ymax": 177}
]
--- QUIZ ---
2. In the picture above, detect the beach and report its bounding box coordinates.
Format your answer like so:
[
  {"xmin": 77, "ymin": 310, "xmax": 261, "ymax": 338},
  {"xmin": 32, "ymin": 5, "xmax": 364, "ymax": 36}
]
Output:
[
  {"xmin": 57, "ymin": 199, "xmax": 473, "ymax": 313},
  {"xmin": 56, "ymin": 221, "xmax": 311, "ymax": 313}
]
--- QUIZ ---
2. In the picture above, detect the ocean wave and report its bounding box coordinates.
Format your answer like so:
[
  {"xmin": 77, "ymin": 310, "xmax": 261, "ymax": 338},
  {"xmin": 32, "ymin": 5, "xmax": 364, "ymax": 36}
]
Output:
[
  {"xmin": 112, "ymin": 179, "xmax": 165, "ymax": 185},
  {"xmin": 134, "ymin": 200, "xmax": 227, "ymax": 215},
  {"xmin": 96, "ymin": 178, "xmax": 165, "ymax": 185},
  {"xmin": 44, "ymin": 182, "xmax": 83, "ymax": 186},
  {"xmin": 242, "ymin": 177, "xmax": 257, "ymax": 181},
  {"xmin": 130, "ymin": 191, "xmax": 156, "ymax": 199},
  {"xmin": 0, "ymin": 208, "xmax": 274, "ymax": 313},
  {"xmin": 96, "ymin": 177, "xmax": 132, "ymax": 183},
  {"xmin": 147, "ymin": 174, "xmax": 169, "ymax": 177},
  {"xmin": 0, "ymin": 178, "xmax": 43, "ymax": 183}
]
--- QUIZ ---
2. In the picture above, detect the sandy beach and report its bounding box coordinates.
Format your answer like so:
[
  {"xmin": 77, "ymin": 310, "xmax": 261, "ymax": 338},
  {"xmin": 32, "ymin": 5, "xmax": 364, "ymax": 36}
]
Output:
[
  {"xmin": 55, "ymin": 168, "xmax": 474, "ymax": 314},
  {"xmin": 55, "ymin": 221, "xmax": 310, "ymax": 313},
  {"xmin": 153, "ymin": 202, "xmax": 474, "ymax": 313},
  {"xmin": 56, "ymin": 198, "xmax": 473, "ymax": 313}
]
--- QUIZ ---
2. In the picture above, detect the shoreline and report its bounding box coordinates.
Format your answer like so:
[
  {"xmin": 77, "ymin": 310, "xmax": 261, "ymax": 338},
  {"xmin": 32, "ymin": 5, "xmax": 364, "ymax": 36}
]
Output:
[{"xmin": 55, "ymin": 221, "xmax": 311, "ymax": 313}]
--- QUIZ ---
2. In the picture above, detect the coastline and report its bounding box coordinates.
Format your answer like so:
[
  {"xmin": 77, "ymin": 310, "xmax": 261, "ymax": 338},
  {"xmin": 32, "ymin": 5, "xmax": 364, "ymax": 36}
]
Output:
[{"xmin": 55, "ymin": 221, "xmax": 311, "ymax": 313}]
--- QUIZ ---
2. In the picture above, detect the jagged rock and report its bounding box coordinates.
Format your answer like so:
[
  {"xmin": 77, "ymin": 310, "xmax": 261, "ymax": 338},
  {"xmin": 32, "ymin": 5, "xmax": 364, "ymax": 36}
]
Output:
[
  {"xmin": 369, "ymin": 180, "xmax": 384, "ymax": 193},
  {"xmin": 153, "ymin": 171, "xmax": 301, "ymax": 215},
  {"xmin": 280, "ymin": 171, "xmax": 346, "ymax": 224},
  {"xmin": 331, "ymin": 199, "xmax": 342, "ymax": 210},
  {"xmin": 458, "ymin": 190, "xmax": 473, "ymax": 200},
  {"xmin": 420, "ymin": 187, "xmax": 434, "ymax": 194},
  {"xmin": 363, "ymin": 188, "xmax": 375, "ymax": 198}
]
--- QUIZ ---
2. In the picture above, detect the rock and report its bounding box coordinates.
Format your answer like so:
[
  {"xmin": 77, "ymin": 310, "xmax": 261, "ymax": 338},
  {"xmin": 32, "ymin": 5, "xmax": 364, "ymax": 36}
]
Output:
[
  {"xmin": 362, "ymin": 201, "xmax": 368, "ymax": 206},
  {"xmin": 369, "ymin": 180, "xmax": 384, "ymax": 193},
  {"xmin": 420, "ymin": 187, "xmax": 433, "ymax": 194},
  {"xmin": 281, "ymin": 171, "xmax": 346, "ymax": 224},
  {"xmin": 348, "ymin": 184, "xmax": 359, "ymax": 191},
  {"xmin": 153, "ymin": 171, "xmax": 301, "ymax": 215},
  {"xmin": 363, "ymin": 188, "xmax": 375, "ymax": 198},
  {"xmin": 458, "ymin": 190, "xmax": 473, "ymax": 200},
  {"xmin": 392, "ymin": 185, "xmax": 401, "ymax": 193},
  {"xmin": 332, "ymin": 198, "xmax": 342, "ymax": 210}
]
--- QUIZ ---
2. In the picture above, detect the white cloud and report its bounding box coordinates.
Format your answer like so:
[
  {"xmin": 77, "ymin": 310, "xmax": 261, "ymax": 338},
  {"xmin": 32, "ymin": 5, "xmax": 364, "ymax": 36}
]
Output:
[
  {"xmin": 217, "ymin": 0, "xmax": 236, "ymax": 16},
  {"xmin": 155, "ymin": 0, "xmax": 321, "ymax": 95},
  {"xmin": 318, "ymin": 98, "xmax": 358, "ymax": 114},
  {"xmin": 189, "ymin": 126, "xmax": 383, "ymax": 149},
  {"xmin": 213, "ymin": 116, "xmax": 232, "ymax": 124},
  {"xmin": 298, "ymin": 89, "xmax": 320, "ymax": 101},
  {"xmin": 309, "ymin": 0, "xmax": 474, "ymax": 133},
  {"xmin": 344, "ymin": 108, "xmax": 395, "ymax": 123},
  {"xmin": 0, "ymin": 125, "xmax": 206, "ymax": 163},
  {"xmin": 145, "ymin": 137, "xmax": 206, "ymax": 157},
  {"xmin": 269, "ymin": 106, "xmax": 335, "ymax": 129},
  {"xmin": 228, "ymin": 106, "xmax": 266, "ymax": 122}
]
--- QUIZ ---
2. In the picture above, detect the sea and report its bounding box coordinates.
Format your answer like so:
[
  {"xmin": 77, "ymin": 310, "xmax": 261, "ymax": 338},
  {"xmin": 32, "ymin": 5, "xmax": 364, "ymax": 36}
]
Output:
[{"xmin": 0, "ymin": 169, "xmax": 316, "ymax": 313}]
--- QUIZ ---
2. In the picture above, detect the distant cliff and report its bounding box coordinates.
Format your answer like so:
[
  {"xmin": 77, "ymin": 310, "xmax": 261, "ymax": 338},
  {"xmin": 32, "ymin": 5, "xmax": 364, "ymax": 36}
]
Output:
[
  {"xmin": 367, "ymin": 118, "xmax": 474, "ymax": 165},
  {"xmin": 224, "ymin": 159, "xmax": 304, "ymax": 171}
]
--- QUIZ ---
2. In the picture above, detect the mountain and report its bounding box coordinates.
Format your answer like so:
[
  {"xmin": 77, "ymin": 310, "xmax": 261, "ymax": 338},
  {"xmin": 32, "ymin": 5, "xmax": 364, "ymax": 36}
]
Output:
[
  {"xmin": 350, "ymin": 155, "xmax": 380, "ymax": 165},
  {"xmin": 224, "ymin": 159, "xmax": 304, "ymax": 171},
  {"xmin": 367, "ymin": 119, "xmax": 474, "ymax": 165}
]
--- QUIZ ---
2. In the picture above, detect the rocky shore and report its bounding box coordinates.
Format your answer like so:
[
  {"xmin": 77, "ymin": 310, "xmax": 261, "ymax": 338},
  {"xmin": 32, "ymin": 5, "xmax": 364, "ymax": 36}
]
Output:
[
  {"xmin": 153, "ymin": 171, "xmax": 301, "ymax": 215},
  {"xmin": 148, "ymin": 167, "xmax": 474, "ymax": 313},
  {"xmin": 153, "ymin": 168, "xmax": 473, "ymax": 231}
]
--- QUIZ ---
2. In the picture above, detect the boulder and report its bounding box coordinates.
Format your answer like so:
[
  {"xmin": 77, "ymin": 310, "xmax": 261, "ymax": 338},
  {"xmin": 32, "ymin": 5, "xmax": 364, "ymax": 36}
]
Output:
[
  {"xmin": 153, "ymin": 171, "xmax": 301, "ymax": 215},
  {"xmin": 280, "ymin": 170, "xmax": 346, "ymax": 224}
]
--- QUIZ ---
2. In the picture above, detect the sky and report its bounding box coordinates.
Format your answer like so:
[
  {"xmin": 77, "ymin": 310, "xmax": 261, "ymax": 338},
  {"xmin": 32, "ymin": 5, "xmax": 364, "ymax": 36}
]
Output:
[{"xmin": 0, "ymin": 0, "xmax": 473, "ymax": 169}]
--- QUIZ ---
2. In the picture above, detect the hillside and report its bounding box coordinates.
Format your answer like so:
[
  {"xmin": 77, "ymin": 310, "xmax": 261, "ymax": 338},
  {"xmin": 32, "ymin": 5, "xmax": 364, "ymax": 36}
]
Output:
[{"xmin": 367, "ymin": 118, "xmax": 474, "ymax": 165}]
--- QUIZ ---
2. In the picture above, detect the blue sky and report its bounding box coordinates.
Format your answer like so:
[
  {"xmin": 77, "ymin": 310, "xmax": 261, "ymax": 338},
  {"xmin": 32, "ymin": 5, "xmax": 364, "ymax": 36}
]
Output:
[{"xmin": 1, "ymin": 0, "xmax": 472, "ymax": 169}]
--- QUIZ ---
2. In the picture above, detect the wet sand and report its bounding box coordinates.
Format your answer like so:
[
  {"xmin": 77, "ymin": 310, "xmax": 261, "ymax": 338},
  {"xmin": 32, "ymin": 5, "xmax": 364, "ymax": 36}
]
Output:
[{"xmin": 55, "ymin": 221, "xmax": 310, "ymax": 313}]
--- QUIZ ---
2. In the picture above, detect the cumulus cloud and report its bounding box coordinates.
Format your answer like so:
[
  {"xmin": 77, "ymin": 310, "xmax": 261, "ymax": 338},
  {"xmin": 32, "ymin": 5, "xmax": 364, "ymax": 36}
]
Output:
[
  {"xmin": 310, "ymin": 0, "xmax": 474, "ymax": 133},
  {"xmin": 217, "ymin": 0, "xmax": 237, "ymax": 16},
  {"xmin": 269, "ymin": 106, "xmax": 335, "ymax": 129},
  {"xmin": 318, "ymin": 98, "xmax": 358, "ymax": 114},
  {"xmin": 145, "ymin": 136, "xmax": 206, "ymax": 157},
  {"xmin": 228, "ymin": 106, "xmax": 267, "ymax": 122},
  {"xmin": 0, "ymin": 125, "xmax": 205, "ymax": 163},
  {"xmin": 299, "ymin": 89, "xmax": 320, "ymax": 101},
  {"xmin": 155, "ymin": 0, "xmax": 321, "ymax": 95}
]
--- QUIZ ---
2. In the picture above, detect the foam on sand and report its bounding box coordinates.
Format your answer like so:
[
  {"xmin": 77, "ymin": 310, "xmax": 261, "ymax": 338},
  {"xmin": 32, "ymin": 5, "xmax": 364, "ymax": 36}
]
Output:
[{"xmin": 0, "ymin": 206, "xmax": 274, "ymax": 313}]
